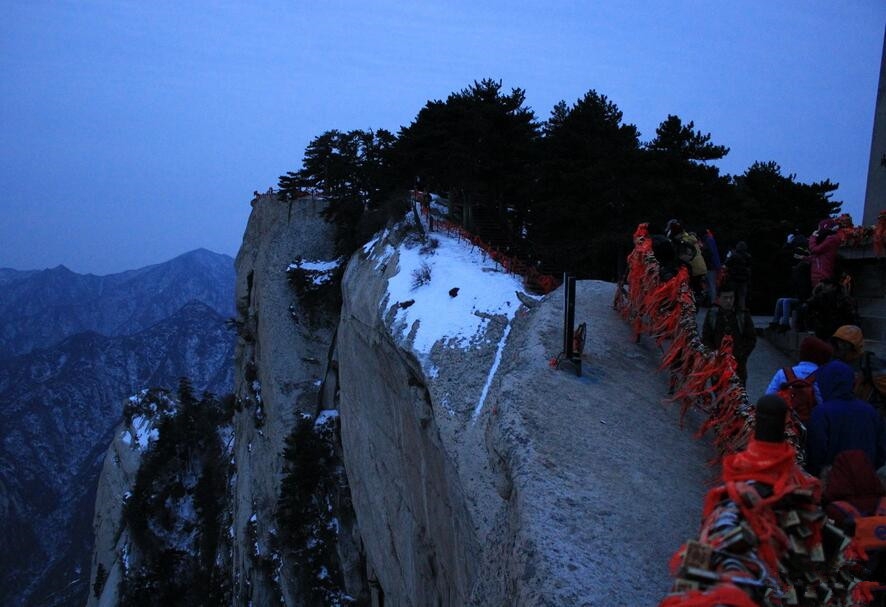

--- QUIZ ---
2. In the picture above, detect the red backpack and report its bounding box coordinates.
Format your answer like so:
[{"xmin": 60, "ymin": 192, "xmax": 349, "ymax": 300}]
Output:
[{"xmin": 776, "ymin": 367, "xmax": 817, "ymax": 422}]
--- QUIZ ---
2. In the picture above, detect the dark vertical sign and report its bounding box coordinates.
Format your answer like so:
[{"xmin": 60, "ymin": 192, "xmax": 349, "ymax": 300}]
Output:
[{"xmin": 563, "ymin": 272, "xmax": 575, "ymax": 360}]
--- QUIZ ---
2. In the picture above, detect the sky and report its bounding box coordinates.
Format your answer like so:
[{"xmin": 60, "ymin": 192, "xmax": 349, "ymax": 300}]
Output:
[{"xmin": 1, "ymin": 1, "xmax": 884, "ymax": 275}]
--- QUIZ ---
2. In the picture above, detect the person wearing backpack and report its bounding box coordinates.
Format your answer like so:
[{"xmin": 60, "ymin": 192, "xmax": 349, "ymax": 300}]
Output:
[
  {"xmin": 764, "ymin": 336, "xmax": 833, "ymax": 422},
  {"xmin": 666, "ymin": 219, "xmax": 707, "ymax": 301},
  {"xmin": 805, "ymin": 360, "xmax": 886, "ymax": 478}
]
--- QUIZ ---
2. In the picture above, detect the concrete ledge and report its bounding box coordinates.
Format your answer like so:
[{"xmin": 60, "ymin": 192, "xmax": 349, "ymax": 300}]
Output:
[
  {"xmin": 859, "ymin": 316, "xmax": 886, "ymax": 343},
  {"xmin": 840, "ymin": 244, "xmax": 884, "ymax": 260},
  {"xmin": 761, "ymin": 326, "xmax": 885, "ymax": 359},
  {"xmin": 762, "ymin": 326, "xmax": 813, "ymax": 360}
]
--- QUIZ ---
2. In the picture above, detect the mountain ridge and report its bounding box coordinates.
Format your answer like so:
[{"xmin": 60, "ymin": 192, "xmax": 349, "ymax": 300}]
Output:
[
  {"xmin": 0, "ymin": 251, "xmax": 236, "ymax": 606},
  {"xmin": 0, "ymin": 248, "xmax": 235, "ymax": 359}
]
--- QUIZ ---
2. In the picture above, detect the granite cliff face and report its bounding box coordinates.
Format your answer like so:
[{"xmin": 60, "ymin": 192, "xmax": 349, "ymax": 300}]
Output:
[
  {"xmin": 214, "ymin": 195, "xmax": 502, "ymax": 605},
  {"xmin": 225, "ymin": 194, "xmax": 362, "ymax": 605},
  {"xmin": 335, "ymin": 231, "xmax": 495, "ymax": 605},
  {"xmin": 334, "ymin": 223, "xmax": 716, "ymax": 606},
  {"xmin": 89, "ymin": 194, "xmax": 719, "ymax": 605},
  {"xmin": 87, "ymin": 195, "xmax": 362, "ymax": 606}
]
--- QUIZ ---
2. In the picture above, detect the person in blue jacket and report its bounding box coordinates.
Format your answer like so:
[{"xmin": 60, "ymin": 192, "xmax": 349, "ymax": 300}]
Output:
[{"xmin": 805, "ymin": 360, "xmax": 886, "ymax": 477}]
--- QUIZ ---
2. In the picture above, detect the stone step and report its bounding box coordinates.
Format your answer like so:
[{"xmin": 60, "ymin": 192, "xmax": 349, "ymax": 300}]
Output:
[
  {"xmin": 761, "ymin": 326, "xmax": 810, "ymax": 359},
  {"xmin": 761, "ymin": 325, "xmax": 885, "ymax": 359},
  {"xmin": 856, "ymin": 299, "xmax": 886, "ymax": 321}
]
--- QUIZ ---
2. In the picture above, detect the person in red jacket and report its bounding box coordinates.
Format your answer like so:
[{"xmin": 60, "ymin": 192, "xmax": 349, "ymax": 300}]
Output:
[{"xmin": 804, "ymin": 218, "xmax": 842, "ymax": 287}]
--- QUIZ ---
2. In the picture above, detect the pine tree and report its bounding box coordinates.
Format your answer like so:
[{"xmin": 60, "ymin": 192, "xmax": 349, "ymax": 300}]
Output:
[
  {"xmin": 529, "ymin": 90, "xmax": 641, "ymax": 277},
  {"xmin": 393, "ymin": 78, "xmax": 539, "ymax": 246},
  {"xmin": 636, "ymin": 114, "xmax": 732, "ymax": 233},
  {"xmin": 647, "ymin": 115, "xmax": 729, "ymax": 162},
  {"xmin": 278, "ymin": 129, "xmax": 398, "ymax": 255}
]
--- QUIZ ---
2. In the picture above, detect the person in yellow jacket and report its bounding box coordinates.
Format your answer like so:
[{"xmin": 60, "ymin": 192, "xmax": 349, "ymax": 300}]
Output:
[{"xmin": 666, "ymin": 219, "xmax": 708, "ymax": 300}]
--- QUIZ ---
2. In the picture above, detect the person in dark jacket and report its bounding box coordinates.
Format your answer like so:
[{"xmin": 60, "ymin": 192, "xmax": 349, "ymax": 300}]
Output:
[
  {"xmin": 787, "ymin": 231, "xmax": 812, "ymax": 302},
  {"xmin": 651, "ymin": 234, "xmax": 679, "ymax": 282},
  {"xmin": 701, "ymin": 282, "xmax": 757, "ymax": 386},
  {"xmin": 724, "ymin": 241, "xmax": 751, "ymax": 310},
  {"xmin": 769, "ymin": 233, "xmax": 812, "ymax": 332},
  {"xmin": 804, "ymin": 279, "xmax": 857, "ymax": 340},
  {"xmin": 805, "ymin": 360, "xmax": 886, "ymax": 477}
]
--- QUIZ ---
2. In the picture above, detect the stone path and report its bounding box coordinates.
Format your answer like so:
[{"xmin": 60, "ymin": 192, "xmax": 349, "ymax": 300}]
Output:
[{"xmin": 485, "ymin": 280, "xmax": 791, "ymax": 606}]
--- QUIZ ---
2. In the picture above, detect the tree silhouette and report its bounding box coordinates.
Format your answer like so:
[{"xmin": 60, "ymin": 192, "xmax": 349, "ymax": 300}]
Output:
[
  {"xmin": 636, "ymin": 114, "xmax": 732, "ymax": 234},
  {"xmin": 529, "ymin": 90, "xmax": 641, "ymax": 278},
  {"xmin": 272, "ymin": 78, "xmax": 846, "ymax": 298},
  {"xmin": 278, "ymin": 128, "xmax": 398, "ymax": 255},
  {"xmin": 394, "ymin": 78, "xmax": 539, "ymax": 245},
  {"xmin": 647, "ymin": 115, "xmax": 729, "ymax": 161}
]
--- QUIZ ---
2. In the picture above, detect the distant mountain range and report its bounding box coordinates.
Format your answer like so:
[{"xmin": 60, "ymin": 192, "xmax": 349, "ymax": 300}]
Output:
[
  {"xmin": 0, "ymin": 248, "xmax": 235, "ymax": 358},
  {"xmin": 0, "ymin": 250, "xmax": 236, "ymax": 606}
]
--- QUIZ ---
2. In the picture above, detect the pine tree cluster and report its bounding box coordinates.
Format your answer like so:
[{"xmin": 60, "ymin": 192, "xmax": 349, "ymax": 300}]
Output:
[
  {"xmin": 276, "ymin": 412, "xmax": 353, "ymax": 605},
  {"xmin": 119, "ymin": 379, "xmax": 234, "ymax": 606},
  {"xmin": 278, "ymin": 78, "xmax": 841, "ymax": 312}
]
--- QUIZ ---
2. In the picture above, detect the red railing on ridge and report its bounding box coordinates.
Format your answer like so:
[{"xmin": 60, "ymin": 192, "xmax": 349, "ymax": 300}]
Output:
[
  {"xmin": 612, "ymin": 223, "xmax": 805, "ymax": 461},
  {"xmin": 413, "ymin": 193, "xmax": 560, "ymax": 295}
]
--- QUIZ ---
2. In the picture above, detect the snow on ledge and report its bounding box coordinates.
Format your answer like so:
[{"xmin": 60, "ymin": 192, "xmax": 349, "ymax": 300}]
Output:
[
  {"xmin": 383, "ymin": 229, "xmax": 526, "ymax": 355},
  {"xmin": 123, "ymin": 414, "xmax": 159, "ymax": 450}
]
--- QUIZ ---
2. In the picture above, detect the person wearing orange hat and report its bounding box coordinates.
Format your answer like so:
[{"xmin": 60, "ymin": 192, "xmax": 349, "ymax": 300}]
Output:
[
  {"xmin": 831, "ymin": 325, "xmax": 886, "ymax": 405},
  {"xmin": 831, "ymin": 325, "xmax": 865, "ymax": 364}
]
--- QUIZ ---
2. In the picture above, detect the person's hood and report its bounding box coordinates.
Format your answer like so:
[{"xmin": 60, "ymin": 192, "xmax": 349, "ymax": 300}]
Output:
[{"xmin": 817, "ymin": 360, "xmax": 856, "ymax": 401}]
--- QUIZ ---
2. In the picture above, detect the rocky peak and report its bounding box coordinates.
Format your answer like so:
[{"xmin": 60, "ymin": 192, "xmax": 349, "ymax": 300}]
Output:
[
  {"xmin": 0, "ymin": 263, "xmax": 236, "ymax": 606},
  {"xmin": 86, "ymin": 194, "xmax": 723, "ymax": 605}
]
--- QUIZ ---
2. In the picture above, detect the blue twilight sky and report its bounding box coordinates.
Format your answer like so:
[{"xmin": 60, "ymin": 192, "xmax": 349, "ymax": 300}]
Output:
[{"xmin": 1, "ymin": 1, "xmax": 884, "ymax": 275}]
